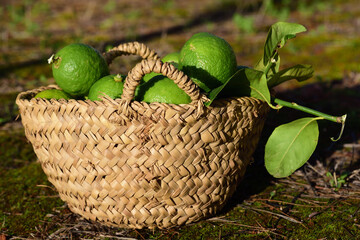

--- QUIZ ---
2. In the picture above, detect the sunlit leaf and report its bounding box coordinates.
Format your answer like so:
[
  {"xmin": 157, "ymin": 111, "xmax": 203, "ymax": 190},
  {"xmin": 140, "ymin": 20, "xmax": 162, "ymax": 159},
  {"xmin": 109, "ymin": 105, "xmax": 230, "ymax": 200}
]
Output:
[
  {"xmin": 207, "ymin": 67, "xmax": 271, "ymax": 105},
  {"xmin": 254, "ymin": 53, "xmax": 280, "ymax": 77},
  {"xmin": 267, "ymin": 64, "xmax": 314, "ymax": 88},
  {"xmin": 249, "ymin": 72, "xmax": 271, "ymax": 103},
  {"xmin": 263, "ymin": 22, "xmax": 306, "ymax": 66},
  {"xmin": 205, "ymin": 69, "xmax": 243, "ymax": 106},
  {"xmin": 265, "ymin": 117, "xmax": 319, "ymax": 178}
]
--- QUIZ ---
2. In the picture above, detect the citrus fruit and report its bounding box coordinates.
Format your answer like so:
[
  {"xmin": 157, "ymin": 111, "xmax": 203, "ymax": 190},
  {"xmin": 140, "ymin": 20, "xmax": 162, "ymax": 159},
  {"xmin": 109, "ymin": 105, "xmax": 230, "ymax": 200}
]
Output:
[
  {"xmin": 161, "ymin": 52, "xmax": 180, "ymax": 64},
  {"xmin": 88, "ymin": 74, "xmax": 125, "ymax": 101},
  {"xmin": 142, "ymin": 52, "xmax": 180, "ymax": 82},
  {"xmin": 178, "ymin": 32, "xmax": 237, "ymax": 93},
  {"xmin": 142, "ymin": 72, "xmax": 161, "ymax": 83},
  {"xmin": 49, "ymin": 43, "xmax": 109, "ymax": 97},
  {"xmin": 34, "ymin": 89, "xmax": 71, "ymax": 100},
  {"xmin": 136, "ymin": 75, "xmax": 191, "ymax": 104}
]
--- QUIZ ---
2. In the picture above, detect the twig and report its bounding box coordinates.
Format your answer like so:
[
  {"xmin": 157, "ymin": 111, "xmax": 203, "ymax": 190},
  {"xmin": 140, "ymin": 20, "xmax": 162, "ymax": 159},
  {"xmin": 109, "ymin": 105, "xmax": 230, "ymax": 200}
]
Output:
[
  {"xmin": 273, "ymin": 98, "xmax": 346, "ymax": 124},
  {"xmin": 302, "ymin": 168, "xmax": 319, "ymax": 196},
  {"xmin": 305, "ymin": 162, "xmax": 325, "ymax": 177},
  {"xmin": 308, "ymin": 199, "xmax": 342, "ymax": 219},
  {"xmin": 255, "ymin": 219, "xmax": 272, "ymax": 240},
  {"xmin": 134, "ymin": 229, "xmax": 146, "ymax": 240},
  {"xmin": 282, "ymin": 195, "xmax": 326, "ymax": 205},
  {"xmin": 277, "ymin": 179, "xmax": 309, "ymax": 188},
  {"xmin": 238, "ymin": 204, "xmax": 302, "ymax": 224},
  {"xmin": 343, "ymin": 143, "xmax": 360, "ymax": 148},
  {"xmin": 208, "ymin": 217, "xmax": 287, "ymax": 238},
  {"xmin": 274, "ymin": 190, "xmax": 304, "ymax": 228},
  {"xmin": 250, "ymin": 198, "xmax": 326, "ymax": 208},
  {"xmin": 208, "ymin": 217, "xmax": 270, "ymax": 229},
  {"xmin": 343, "ymin": 225, "xmax": 355, "ymax": 238},
  {"xmin": 47, "ymin": 227, "xmax": 67, "ymax": 239},
  {"xmin": 99, "ymin": 235, "xmax": 138, "ymax": 240},
  {"xmin": 350, "ymin": 203, "xmax": 360, "ymax": 218}
]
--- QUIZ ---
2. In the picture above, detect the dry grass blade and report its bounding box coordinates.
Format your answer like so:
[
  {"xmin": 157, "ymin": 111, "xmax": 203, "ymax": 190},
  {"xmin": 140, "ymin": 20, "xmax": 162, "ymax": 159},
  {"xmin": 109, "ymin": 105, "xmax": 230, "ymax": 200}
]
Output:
[
  {"xmin": 40, "ymin": 213, "xmax": 136, "ymax": 240},
  {"xmin": 99, "ymin": 236, "xmax": 138, "ymax": 240},
  {"xmin": 207, "ymin": 217, "xmax": 287, "ymax": 238},
  {"xmin": 249, "ymin": 198, "xmax": 327, "ymax": 208},
  {"xmin": 238, "ymin": 204, "xmax": 302, "ymax": 224}
]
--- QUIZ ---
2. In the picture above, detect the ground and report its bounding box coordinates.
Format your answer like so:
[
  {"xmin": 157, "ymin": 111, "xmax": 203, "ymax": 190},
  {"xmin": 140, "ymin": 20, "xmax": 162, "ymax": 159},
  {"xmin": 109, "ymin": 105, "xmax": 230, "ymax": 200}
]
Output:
[{"xmin": 1, "ymin": 0, "xmax": 360, "ymax": 239}]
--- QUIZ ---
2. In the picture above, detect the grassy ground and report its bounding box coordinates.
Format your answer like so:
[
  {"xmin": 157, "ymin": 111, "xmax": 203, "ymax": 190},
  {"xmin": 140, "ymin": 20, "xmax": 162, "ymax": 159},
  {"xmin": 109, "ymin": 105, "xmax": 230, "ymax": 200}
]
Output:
[{"xmin": 1, "ymin": 0, "xmax": 360, "ymax": 239}]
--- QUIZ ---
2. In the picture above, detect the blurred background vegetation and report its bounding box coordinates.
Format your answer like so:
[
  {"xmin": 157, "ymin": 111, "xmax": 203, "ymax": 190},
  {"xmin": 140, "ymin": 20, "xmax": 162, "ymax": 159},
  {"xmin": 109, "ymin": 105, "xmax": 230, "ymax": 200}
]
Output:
[{"xmin": 1, "ymin": 0, "xmax": 360, "ymax": 92}]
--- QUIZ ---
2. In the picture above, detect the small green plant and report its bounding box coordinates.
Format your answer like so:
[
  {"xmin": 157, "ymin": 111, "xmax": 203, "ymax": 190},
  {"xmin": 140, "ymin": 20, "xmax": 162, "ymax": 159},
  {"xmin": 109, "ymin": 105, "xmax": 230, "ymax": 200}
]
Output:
[
  {"xmin": 208, "ymin": 22, "xmax": 347, "ymax": 178},
  {"xmin": 326, "ymin": 171, "xmax": 349, "ymax": 190}
]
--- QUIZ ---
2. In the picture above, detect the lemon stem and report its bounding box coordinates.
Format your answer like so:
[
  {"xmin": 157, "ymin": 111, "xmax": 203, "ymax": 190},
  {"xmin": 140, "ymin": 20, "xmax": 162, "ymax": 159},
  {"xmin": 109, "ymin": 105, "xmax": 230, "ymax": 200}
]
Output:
[
  {"xmin": 273, "ymin": 98, "xmax": 346, "ymax": 124},
  {"xmin": 273, "ymin": 98, "xmax": 347, "ymax": 142},
  {"xmin": 114, "ymin": 74, "xmax": 123, "ymax": 82}
]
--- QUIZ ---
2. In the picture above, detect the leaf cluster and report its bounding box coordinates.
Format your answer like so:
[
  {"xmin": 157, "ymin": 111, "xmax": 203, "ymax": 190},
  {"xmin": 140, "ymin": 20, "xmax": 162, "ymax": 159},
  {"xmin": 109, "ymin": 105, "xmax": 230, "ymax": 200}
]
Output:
[{"xmin": 208, "ymin": 22, "xmax": 345, "ymax": 178}]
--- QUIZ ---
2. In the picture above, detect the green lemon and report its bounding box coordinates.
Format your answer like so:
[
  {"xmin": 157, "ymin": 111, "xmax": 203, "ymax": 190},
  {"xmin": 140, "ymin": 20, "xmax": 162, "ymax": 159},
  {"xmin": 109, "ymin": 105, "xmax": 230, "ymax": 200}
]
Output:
[
  {"xmin": 142, "ymin": 72, "xmax": 161, "ymax": 83},
  {"xmin": 49, "ymin": 43, "xmax": 109, "ymax": 97},
  {"xmin": 34, "ymin": 89, "xmax": 71, "ymax": 100},
  {"xmin": 142, "ymin": 52, "xmax": 180, "ymax": 82},
  {"xmin": 161, "ymin": 52, "xmax": 180, "ymax": 64},
  {"xmin": 136, "ymin": 75, "xmax": 191, "ymax": 104},
  {"xmin": 88, "ymin": 74, "xmax": 125, "ymax": 101},
  {"xmin": 179, "ymin": 32, "xmax": 237, "ymax": 93}
]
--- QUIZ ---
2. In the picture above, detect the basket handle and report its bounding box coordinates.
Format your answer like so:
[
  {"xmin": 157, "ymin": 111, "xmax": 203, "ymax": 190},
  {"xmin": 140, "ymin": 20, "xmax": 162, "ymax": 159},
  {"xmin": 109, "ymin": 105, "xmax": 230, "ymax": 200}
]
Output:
[
  {"xmin": 121, "ymin": 59, "xmax": 208, "ymax": 104},
  {"xmin": 103, "ymin": 42, "xmax": 160, "ymax": 65}
]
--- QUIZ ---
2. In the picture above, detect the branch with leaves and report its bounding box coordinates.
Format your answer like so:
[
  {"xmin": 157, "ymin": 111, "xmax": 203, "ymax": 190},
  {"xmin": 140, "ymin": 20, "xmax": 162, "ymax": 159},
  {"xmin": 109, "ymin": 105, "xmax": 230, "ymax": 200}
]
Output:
[{"xmin": 208, "ymin": 22, "xmax": 347, "ymax": 178}]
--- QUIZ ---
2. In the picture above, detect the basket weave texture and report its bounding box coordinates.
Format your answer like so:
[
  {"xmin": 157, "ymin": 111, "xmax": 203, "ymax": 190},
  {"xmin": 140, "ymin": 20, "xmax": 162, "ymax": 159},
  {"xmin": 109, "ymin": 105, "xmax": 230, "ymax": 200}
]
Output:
[{"xmin": 16, "ymin": 42, "xmax": 269, "ymax": 229}]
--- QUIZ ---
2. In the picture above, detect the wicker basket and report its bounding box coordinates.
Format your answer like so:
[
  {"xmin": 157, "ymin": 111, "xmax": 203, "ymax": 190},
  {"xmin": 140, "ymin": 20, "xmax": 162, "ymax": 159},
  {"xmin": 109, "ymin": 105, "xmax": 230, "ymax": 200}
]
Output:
[{"xmin": 16, "ymin": 42, "xmax": 269, "ymax": 229}]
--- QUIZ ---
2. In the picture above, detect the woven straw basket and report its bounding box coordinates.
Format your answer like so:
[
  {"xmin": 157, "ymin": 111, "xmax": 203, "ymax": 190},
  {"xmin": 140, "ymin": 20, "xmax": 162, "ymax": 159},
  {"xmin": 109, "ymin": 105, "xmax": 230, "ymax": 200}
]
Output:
[{"xmin": 16, "ymin": 42, "xmax": 269, "ymax": 229}]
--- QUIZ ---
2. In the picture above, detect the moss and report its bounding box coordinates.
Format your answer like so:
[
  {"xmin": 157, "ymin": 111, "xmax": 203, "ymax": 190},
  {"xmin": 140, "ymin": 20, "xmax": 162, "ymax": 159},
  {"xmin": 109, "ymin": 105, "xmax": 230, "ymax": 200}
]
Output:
[
  {"xmin": 0, "ymin": 127, "xmax": 63, "ymax": 237},
  {"xmin": 0, "ymin": 92, "xmax": 19, "ymax": 125},
  {"xmin": 275, "ymin": 198, "xmax": 360, "ymax": 239},
  {"xmin": 0, "ymin": 162, "xmax": 64, "ymax": 237},
  {"xmin": 0, "ymin": 130, "xmax": 36, "ymax": 169}
]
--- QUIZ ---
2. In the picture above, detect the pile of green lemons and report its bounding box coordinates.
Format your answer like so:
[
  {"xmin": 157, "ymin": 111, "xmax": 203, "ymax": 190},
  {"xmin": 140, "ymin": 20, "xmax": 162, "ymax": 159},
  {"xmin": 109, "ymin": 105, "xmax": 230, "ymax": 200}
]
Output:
[{"xmin": 36, "ymin": 32, "xmax": 239, "ymax": 104}]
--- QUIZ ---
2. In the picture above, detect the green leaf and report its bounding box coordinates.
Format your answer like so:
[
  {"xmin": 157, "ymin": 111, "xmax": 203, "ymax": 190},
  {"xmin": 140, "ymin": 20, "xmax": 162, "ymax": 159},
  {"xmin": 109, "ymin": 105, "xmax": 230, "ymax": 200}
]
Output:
[
  {"xmin": 254, "ymin": 53, "xmax": 280, "ymax": 77},
  {"xmin": 205, "ymin": 69, "xmax": 242, "ymax": 106},
  {"xmin": 267, "ymin": 64, "xmax": 314, "ymax": 88},
  {"xmin": 263, "ymin": 22, "xmax": 306, "ymax": 66},
  {"xmin": 249, "ymin": 72, "xmax": 271, "ymax": 103},
  {"xmin": 206, "ymin": 67, "xmax": 271, "ymax": 106},
  {"xmin": 265, "ymin": 117, "xmax": 319, "ymax": 178}
]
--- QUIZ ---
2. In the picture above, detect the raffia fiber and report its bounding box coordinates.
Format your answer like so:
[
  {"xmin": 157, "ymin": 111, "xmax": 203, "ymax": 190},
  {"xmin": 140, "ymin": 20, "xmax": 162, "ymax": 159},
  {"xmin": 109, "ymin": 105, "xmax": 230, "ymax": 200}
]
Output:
[{"xmin": 15, "ymin": 43, "xmax": 269, "ymax": 229}]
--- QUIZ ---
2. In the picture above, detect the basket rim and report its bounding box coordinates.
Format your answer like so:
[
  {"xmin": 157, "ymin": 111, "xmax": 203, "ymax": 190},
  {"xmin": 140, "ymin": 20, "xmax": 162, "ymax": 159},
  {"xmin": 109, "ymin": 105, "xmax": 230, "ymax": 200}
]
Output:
[
  {"xmin": 16, "ymin": 85, "xmax": 270, "ymax": 122},
  {"xmin": 16, "ymin": 84, "xmax": 267, "ymax": 108}
]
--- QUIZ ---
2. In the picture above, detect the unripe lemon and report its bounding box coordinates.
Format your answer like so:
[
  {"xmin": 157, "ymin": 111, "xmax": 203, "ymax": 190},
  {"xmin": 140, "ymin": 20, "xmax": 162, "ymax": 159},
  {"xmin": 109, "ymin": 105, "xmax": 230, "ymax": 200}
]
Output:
[
  {"xmin": 142, "ymin": 52, "xmax": 180, "ymax": 82},
  {"xmin": 136, "ymin": 75, "xmax": 191, "ymax": 104},
  {"xmin": 34, "ymin": 89, "xmax": 71, "ymax": 100},
  {"xmin": 88, "ymin": 74, "xmax": 125, "ymax": 101},
  {"xmin": 49, "ymin": 43, "xmax": 109, "ymax": 97},
  {"xmin": 179, "ymin": 32, "xmax": 237, "ymax": 93}
]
